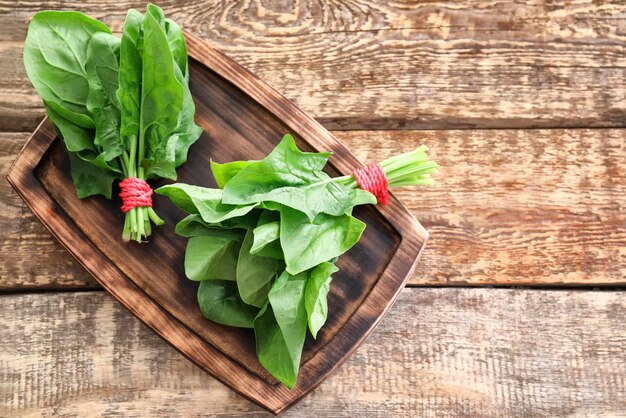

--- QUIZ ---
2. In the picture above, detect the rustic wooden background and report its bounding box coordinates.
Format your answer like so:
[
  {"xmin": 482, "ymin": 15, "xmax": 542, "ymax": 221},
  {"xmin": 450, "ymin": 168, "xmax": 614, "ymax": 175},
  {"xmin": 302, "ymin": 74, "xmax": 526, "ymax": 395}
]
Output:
[{"xmin": 1, "ymin": 1, "xmax": 625, "ymax": 416}]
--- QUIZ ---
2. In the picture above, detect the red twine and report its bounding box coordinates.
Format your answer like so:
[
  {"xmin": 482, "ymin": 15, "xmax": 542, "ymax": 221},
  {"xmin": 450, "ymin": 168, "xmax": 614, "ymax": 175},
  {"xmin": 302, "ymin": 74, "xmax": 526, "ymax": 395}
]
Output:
[
  {"xmin": 353, "ymin": 163, "xmax": 389, "ymax": 205},
  {"xmin": 119, "ymin": 177, "xmax": 153, "ymax": 213}
]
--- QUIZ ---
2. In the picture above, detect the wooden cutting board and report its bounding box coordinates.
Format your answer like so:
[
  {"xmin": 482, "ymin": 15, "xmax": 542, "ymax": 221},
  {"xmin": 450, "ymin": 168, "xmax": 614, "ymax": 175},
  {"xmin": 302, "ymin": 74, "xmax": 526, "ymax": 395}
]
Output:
[{"xmin": 6, "ymin": 32, "xmax": 428, "ymax": 414}]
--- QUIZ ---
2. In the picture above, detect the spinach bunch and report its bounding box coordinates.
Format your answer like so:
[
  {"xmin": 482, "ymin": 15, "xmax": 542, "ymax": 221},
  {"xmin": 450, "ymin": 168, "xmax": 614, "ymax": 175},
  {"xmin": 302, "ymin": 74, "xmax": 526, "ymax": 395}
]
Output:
[
  {"xmin": 23, "ymin": 4, "xmax": 202, "ymax": 242},
  {"xmin": 157, "ymin": 134, "xmax": 438, "ymax": 388}
]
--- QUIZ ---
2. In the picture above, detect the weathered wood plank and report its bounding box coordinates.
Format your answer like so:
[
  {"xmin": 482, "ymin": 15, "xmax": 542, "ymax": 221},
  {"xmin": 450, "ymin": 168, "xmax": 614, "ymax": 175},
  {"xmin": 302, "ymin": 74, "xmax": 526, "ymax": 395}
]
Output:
[
  {"xmin": 0, "ymin": 133, "xmax": 96, "ymax": 290},
  {"xmin": 2, "ymin": 128, "xmax": 624, "ymax": 289},
  {"xmin": 0, "ymin": 0, "xmax": 624, "ymax": 131},
  {"xmin": 2, "ymin": 289, "xmax": 626, "ymax": 416},
  {"xmin": 336, "ymin": 129, "xmax": 626, "ymax": 286}
]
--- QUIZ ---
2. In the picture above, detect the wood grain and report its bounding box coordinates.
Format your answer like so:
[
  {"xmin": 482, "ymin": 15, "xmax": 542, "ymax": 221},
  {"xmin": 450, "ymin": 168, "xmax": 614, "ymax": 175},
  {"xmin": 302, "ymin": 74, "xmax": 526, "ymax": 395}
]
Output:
[
  {"xmin": 2, "ymin": 289, "xmax": 626, "ymax": 417},
  {"xmin": 0, "ymin": 0, "xmax": 624, "ymax": 131},
  {"xmin": 0, "ymin": 133, "xmax": 96, "ymax": 290},
  {"xmin": 3, "ymin": 128, "xmax": 624, "ymax": 290},
  {"xmin": 336, "ymin": 129, "xmax": 626, "ymax": 286}
]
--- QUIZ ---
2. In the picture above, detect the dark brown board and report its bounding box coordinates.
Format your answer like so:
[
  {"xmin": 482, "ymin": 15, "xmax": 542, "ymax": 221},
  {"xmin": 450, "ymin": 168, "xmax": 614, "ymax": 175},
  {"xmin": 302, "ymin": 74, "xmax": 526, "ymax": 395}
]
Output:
[{"xmin": 6, "ymin": 32, "xmax": 428, "ymax": 414}]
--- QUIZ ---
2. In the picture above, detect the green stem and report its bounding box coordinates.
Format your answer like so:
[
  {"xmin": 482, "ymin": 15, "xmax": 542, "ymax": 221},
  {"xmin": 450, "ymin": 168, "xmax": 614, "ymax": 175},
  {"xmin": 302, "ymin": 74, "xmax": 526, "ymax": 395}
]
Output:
[
  {"xmin": 386, "ymin": 161, "xmax": 439, "ymax": 184},
  {"xmin": 133, "ymin": 208, "xmax": 140, "ymax": 235},
  {"xmin": 122, "ymin": 213, "xmax": 131, "ymax": 242},
  {"xmin": 128, "ymin": 135, "xmax": 137, "ymax": 178},
  {"xmin": 137, "ymin": 207, "xmax": 145, "ymax": 242},
  {"xmin": 147, "ymin": 207, "xmax": 165, "ymax": 225},
  {"xmin": 143, "ymin": 207, "xmax": 151, "ymax": 237},
  {"xmin": 120, "ymin": 151, "xmax": 131, "ymax": 175},
  {"xmin": 133, "ymin": 96, "xmax": 147, "ymax": 242}
]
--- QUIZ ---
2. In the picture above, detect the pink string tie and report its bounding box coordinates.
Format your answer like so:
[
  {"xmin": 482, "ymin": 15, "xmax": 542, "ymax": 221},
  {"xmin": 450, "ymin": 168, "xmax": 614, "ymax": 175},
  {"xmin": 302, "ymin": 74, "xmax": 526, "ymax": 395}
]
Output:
[
  {"xmin": 119, "ymin": 177, "xmax": 153, "ymax": 213},
  {"xmin": 352, "ymin": 163, "xmax": 389, "ymax": 205}
]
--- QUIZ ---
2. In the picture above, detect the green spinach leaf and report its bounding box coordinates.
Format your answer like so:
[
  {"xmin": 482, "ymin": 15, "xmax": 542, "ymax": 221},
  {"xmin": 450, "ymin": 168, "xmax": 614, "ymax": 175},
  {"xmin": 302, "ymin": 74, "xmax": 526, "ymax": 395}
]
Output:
[
  {"xmin": 222, "ymin": 135, "xmax": 374, "ymax": 219},
  {"xmin": 175, "ymin": 214, "xmax": 247, "ymax": 238},
  {"xmin": 85, "ymin": 32, "xmax": 124, "ymax": 165},
  {"xmin": 175, "ymin": 214, "xmax": 212, "ymax": 237},
  {"xmin": 24, "ymin": 11, "xmax": 111, "ymax": 128},
  {"xmin": 251, "ymin": 210, "xmax": 280, "ymax": 251},
  {"xmin": 156, "ymin": 184, "xmax": 258, "ymax": 223},
  {"xmin": 164, "ymin": 18, "xmax": 188, "ymax": 81},
  {"xmin": 185, "ymin": 235, "xmax": 241, "ymax": 281},
  {"xmin": 45, "ymin": 100, "xmax": 121, "ymax": 198},
  {"xmin": 210, "ymin": 160, "xmax": 255, "ymax": 188},
  {"xmin": 236, "ymin": 228, "xmax": 279, "ymax": 308},
  {"xmin": 251, "ymin": 221, "xmax": 281, "ymax": 257},
  {"xmin": 117, "ymin": 9, "xmax": 144, "ymax": 149},
  {"xmin": 305, "ymin": 262, "xmax": 338, "ymax": 338},
  {"xmin": 254, "ymin": 270, "xmax": 308, "ymax": 388},
  {"xmin": 198, "ymin": 280, "xmax": 259, "ymax": 328},
  {"xmin": 67, "ymin": 151, "xmax": 119, "ymax": 199},
  {"xmin": 170, "ymin": 63, "xmax": 203, "ymax": 167},
  {"xmin": 140, "ymin": 4, "xmax": 184, "ymax": 180},
  {"xmin": 43, "ymin": 101, "xmax": 95, "ymax": 154},
  {"xmin": 280, "ymin": 206, "xmax": 366, "ymax": 275}
]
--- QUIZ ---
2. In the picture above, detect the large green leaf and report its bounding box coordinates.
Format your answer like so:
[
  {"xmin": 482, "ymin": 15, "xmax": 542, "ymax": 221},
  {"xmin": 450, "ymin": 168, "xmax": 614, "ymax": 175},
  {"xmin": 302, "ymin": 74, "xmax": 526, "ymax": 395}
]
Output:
[
  {"xmin": 280, "ymin": 206, "xmax": 366, "ymax": 275},
  {"xmin": 85, "ymin": 32, "xmax": 124, "ymax": 165},
  {"xmin": 141, "ymin": 4, "xmax": 184, "ymax": 180},
  {"xmin": 117, "ymin": 9, "xmax": 144, "ymax": 149},
  {"xmin": 144, "ymin": 4, "xmax": 201, "ymax": 166},
  {"xmin": 164, "ymin": 18, "xmax": 188, "ymax": 81},
  {"xmin": 185, "ymin": 235, "xmax": 241, "ymax": 281},
  {"xmin": 67, "ymin": 151, "xmax": 118, "ymax": 199},
  {"xmin": 304, "ymin": 262, "xmax": 338, "ymax": 338},
  {"xmin": 222, "ymin": 135, "xmax": 374, "ymax": 220},
  {"xmin": 251, "ymin": 221, "xmax": 280, "ymax": 254},
  {"xmin": 45, "ymin": 100, "xmax": 119, "ymax": 198},
  {"xmin": 43, "ymin": 100, "xmax": 95, "ymax": 154},
  {"xmin": 175, "ymin": 214, "xmax": 247, "ymax": 239},
  {"xmin": 210, "ymin": 160, "xmax": 255, "ymax": 189},
  {"xmin": 170, "ymin": 63, "xmax": 203, "ymax": 167},
  {"xmin": 156, "ymin": 184, "xmax": 258, "ymax": 223},
  {"xmin": 236, "ymin": 228, "xmax": 279, "ymax": 308},
  {"xmin": 24, "ymin": 11, "xmax": 111, "ymax": 128},
  {"xmin": 86, "ymin": 33, "xmax": 121, "ymax": 108},
  {"xmin": 197, "ymin": 280, "xmax": 259, "ymax": 328},
  {"xmin": 254, "ymin": 270, "xmax": 308, "ymax": 388},
  {"xmin": 175, "ymin": 214, "xmax": 212, "ymax": 237},
  {"xmin": 250, "ymin": 212, "xmax": 282, "ymax": 259}
]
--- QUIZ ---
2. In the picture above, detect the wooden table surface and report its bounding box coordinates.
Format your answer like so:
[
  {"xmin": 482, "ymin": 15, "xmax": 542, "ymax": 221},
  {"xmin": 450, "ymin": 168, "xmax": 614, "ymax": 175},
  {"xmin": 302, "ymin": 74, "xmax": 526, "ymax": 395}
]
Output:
[{"xmin": 1, "ymin": 1, "xmax": 625, "ymax": 416}]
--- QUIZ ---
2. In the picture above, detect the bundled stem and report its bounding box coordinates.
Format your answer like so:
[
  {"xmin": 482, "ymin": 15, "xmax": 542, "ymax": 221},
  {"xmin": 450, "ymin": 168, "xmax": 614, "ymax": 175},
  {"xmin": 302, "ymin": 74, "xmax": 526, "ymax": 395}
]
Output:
[
  {"xmin": 333, "ymin": 145, "xmax": 439, "ymax": 190},
  {"xmin": 121, "ymin": 140, "xmax": 164, "ymax": 243}
]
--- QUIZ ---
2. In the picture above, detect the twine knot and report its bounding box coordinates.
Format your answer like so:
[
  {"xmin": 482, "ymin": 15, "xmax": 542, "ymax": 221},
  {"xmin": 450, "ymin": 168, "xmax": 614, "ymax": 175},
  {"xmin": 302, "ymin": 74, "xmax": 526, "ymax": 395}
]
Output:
[
  {"xmin": 353, "ymin": 163, "xmax": 389, "ymax": 205},
  {"xmin": 119, "ymin": 177, "xmax": 153, "ymax": 213}
]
